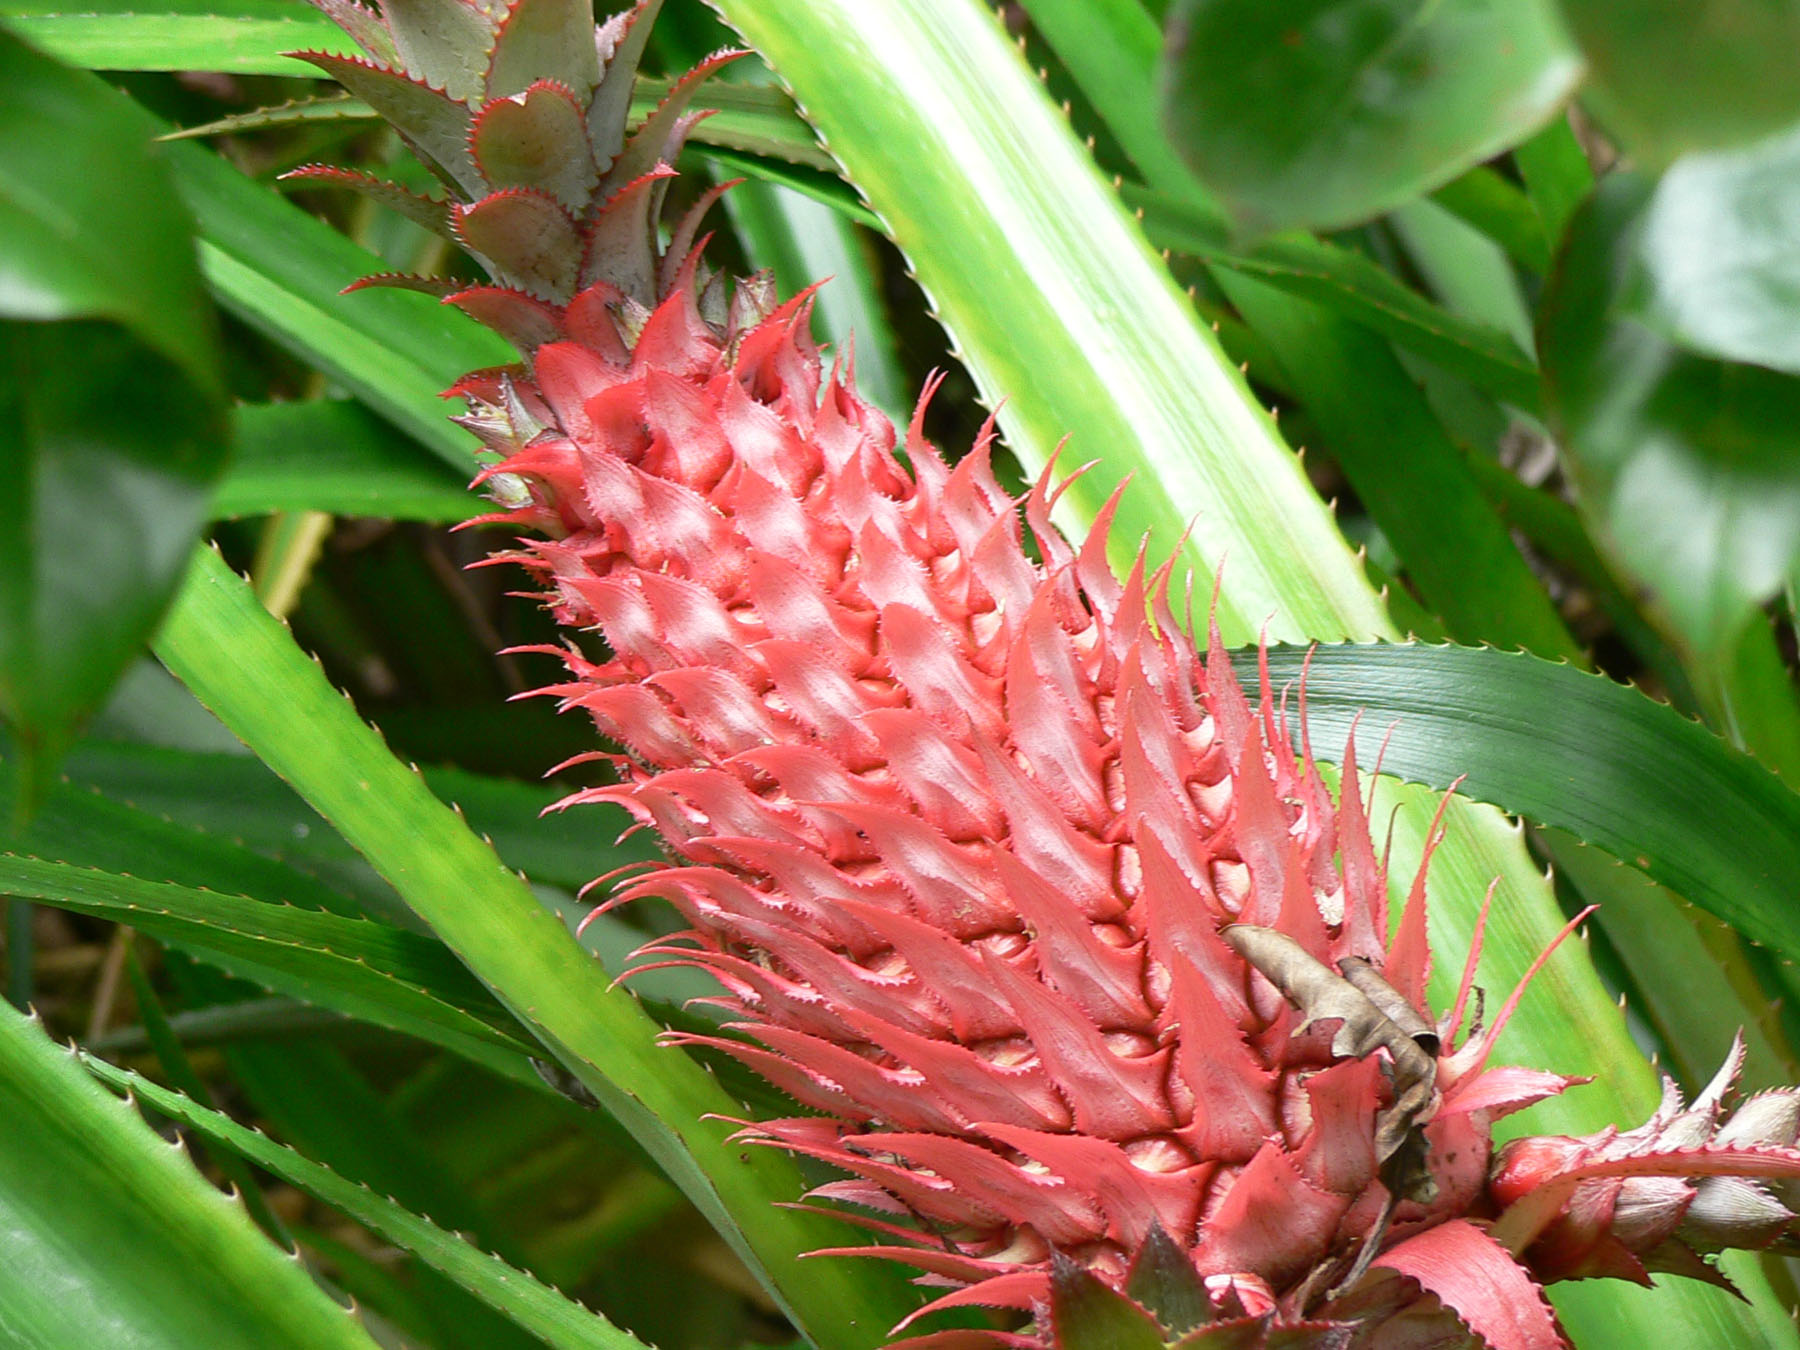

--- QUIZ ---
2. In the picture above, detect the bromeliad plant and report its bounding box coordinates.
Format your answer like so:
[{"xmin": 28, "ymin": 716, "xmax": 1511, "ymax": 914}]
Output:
[
  {"xmin": 8, "ymin": 0, "xmax": 1800, "ymax": 1348},
  {"xmin": 283, "ymin": 0, "xmax": 1800, "ymax": 1343}
]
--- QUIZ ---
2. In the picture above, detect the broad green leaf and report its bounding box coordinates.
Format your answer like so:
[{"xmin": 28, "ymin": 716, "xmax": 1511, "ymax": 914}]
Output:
[
  {"xmin": 154, "ymin": 546, "xmax": 926, "ymax": 1347},
  {"xmin": 1636, "ymin": 123, "xmax": 1800, "ymax": 378},
  {"xmin": 1555, "ymin": 0, "xmax": 1800, "ymax": 162},
  {"xmin": 80, "ymin": 1055, "xmax": 650, "ymax": 1350},
  {"xmin": 1540, "ymin": 172, "xmax": 1800, "ymax": 660},
  {"xmin": 0, "ymin": 37, "xmax": 227, "ymax": 808},
  {"xmin": 0, "ymin": 0, "xmax": 338, "ymax": 75},
  {"xmin": 58, "ymin": 739, "xmax": 655, "ymax": 903},
  {"xmin": 1157, "ymin": 0, "xmax": 1582, "ymax": 236},
  {"xmin": 0, "ymin": 998, "xmax": 379, "ymax": 1350},
  {"xmin": 1236, "ymin": 643, "xmax": 1800, "ymax": 963},
  {"xmin": 217, "ymin": 401, "xmax": 476, "ymax": 522},
  {"xmin": 0, "ymin": 852, "xmax": 546, "ymax": 1086}
]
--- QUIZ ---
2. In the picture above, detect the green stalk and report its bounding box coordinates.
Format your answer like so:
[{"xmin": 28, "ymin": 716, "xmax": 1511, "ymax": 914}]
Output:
[
  {"xmin": 154, "ymin": 546, "xmax": 922, "ymax": 1350},
  {"xmin": 706, "ymin": 2, "xmax": 1797, "ymax": 1343}
]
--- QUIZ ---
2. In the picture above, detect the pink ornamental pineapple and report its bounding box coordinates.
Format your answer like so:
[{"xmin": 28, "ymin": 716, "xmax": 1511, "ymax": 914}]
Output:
[{"xmin": 295, "ymin": 1, "xmax": 1800, "ymax": 1345}]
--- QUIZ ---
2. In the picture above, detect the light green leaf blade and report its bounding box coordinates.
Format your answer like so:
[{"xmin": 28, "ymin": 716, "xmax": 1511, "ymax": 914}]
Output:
[
  {"xmin": 0, "ymin": 998, "xmax": 380, "ymax": 1350},
  {"xmin": 0, "ymin": 852, "xmax": 545, "ymax": 1086},
  {"xmin": 81, "ymin": 1054, "xmax": 650, "ymax": 1350},
  {"xmin": 0, "ymin": 0, "xmax": 342, "ymax": 75}
]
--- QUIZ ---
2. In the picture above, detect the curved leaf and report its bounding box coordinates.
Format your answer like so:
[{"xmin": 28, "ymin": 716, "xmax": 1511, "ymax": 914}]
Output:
[
  {"xmin": 1555, "ymin": 0, "xmax": 1800, "ymax": 162},
  {"xmin": 0, "ymin": 852, "xmax": 545, "ymax": 1085},
  {"xmin": 217, "ymin": 401, "xmax": 475, "ymax": 522},
  {"xmin": 81, "ymin": 1054, "xmax": 649, "ymax": 1350},
  {"xmin": 1540, "ymin": 172, "xmax": 1800, "ymax": 659},
  {"xmin": 0, "ymin": 999, "xmax": 379, "ymax": 1350},
  {"xmin": 1157, "ymin": 0, "xmax": 1582, "ymax": 236},
  {"xmin": 1237, "ymin": 643, "xmax": 1800, "ymax": 961},
  {"xmin": 0, "ymin": 37, "xmax": 227, "ymax": 808},
  {"xmin": 1636, "ymin": 122, "xmax": 1800, "ymax": 378}
]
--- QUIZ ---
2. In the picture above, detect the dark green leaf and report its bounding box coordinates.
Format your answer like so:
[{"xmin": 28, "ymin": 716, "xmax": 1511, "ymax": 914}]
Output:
[
  {"xmin": 1131, "ymin": 187, "xmax": 1542, "ymax": 411},
  {"xmin": 1555, "ymin": 0, "xmax": 1800, "ymax": 161},
  {"xmin": 1635, "ymin": 123, "xmax": 1800, "ymax": 377},
  {"xmin": 0, "ymin": 36, "xmax": 228, "ymax": 808},
  {"xmin": 0, "ymin": 999, "xmax": 379, "ymax": 1350},
  {"xmin": 1049, "ymin": 1253, "xmax": 1167, "ymax": 1350},
  {"xmin": 217, "ymin": 401, "xmax": 476, "ymax": 522},
  {"xmin": 1158, "ymin": 0, "xmax": 1582, "ymax": 236},
  {"xmin": 1123, "ymin": 1224, "xmax": 1209, "ymax": 1337},
  {"xmin": 1237, "ymin": 643, "xmax": 1800, "ymax": 964},
  {"xmin": 1539, "ymin": 172, "xmax": 1800, "ymax": 658},
  {"xmin": 0, "ymin": 852, "xmax": 546, "ymax": 1085}
]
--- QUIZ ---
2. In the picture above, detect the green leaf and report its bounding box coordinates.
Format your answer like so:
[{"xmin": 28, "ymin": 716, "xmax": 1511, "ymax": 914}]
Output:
[
  {"xmin": 216, "ymin": 401, "xmax": 476, "ymax": 522},
  {"xmin": 1237, "ymin": 642, "xmax": 1800, "ymax": 964},
  {"xmin": 1555, "ymin": 0, "xmax": 1800, "ymax": 162},
  {"xmin": 715, "ymin": 0, "xmax": 1390, "ymax": 645},
  {"xmin": 1157, "ymin": 0, "xmax": 1582, "ymax": 236},
  {"xmin": 79, "ymin": 1054, "xmax": 651, "ymax": 1350},
  {"xmin": 1127, "ymin": 188, "xmax": 1543, "ymax": 411},
  {"xmin": 1430, "ymin": 165, "xmax": 1553, "ymax": 275},
  {"xmin": 0, "ymin": 37, "xmax": 228, "ymax": 809},
  {"xmin": 154, "ymin": 546, "xmax": 926, "ymax": 1347},
  {"xmin": 1049, "ymin": 1255, "xmax": 1167, "ymax": 1350},
  {"xmin": 3, "ymin": 747, "xmax": 371, "ymax": 918},
  {"xmin": 1634, "ymin": 123, "xmax": 1800, "ymax": 378},
  {"xmin": 0, "ymin": 0, "xmax": 341, "ymax": 75},
  {"xmin": 1539, "ymin": 171, "xmax": 1800, "ymax": 659},
  {"xmin": 0, "ymin": 998, "xmax": 379, "ymax": 1350},
  {"xmin": 0, "ymin": 852, "xmax": 548, "ymax": 1086},
  {"xmin": 1211, "ymin": 273, "xmax": 1575, "ymax": 658},
  {"xmin": 57, "ymin": 739, "xmax": 655, "ymax": 904}
]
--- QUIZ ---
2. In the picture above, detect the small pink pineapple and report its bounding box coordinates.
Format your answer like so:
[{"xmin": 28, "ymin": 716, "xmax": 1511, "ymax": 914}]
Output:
[{"xmin": 295, "ymin": 2, "xmax": 1800, "ymax": 1344}]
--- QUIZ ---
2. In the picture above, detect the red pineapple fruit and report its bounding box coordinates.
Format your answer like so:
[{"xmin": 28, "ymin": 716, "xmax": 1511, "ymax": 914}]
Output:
[{"xmin": 294, "ymin": 2, "xmax": 1800, "ymax": 1345}]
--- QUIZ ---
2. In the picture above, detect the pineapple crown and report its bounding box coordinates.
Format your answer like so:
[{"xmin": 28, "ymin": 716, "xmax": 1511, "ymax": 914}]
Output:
[
  {"xmin": 298, "ymin": 3, "xmax": 1800, "ymax": 1347},
  {"xmin": 289, "ymin": 0, "xmax": 750, "ymax": 354}
]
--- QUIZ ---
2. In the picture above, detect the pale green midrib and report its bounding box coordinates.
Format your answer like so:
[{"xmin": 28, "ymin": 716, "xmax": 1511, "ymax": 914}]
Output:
[{"xmin": 725, "ymin": 0, "xmax": 1390, "ymax": 648}]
